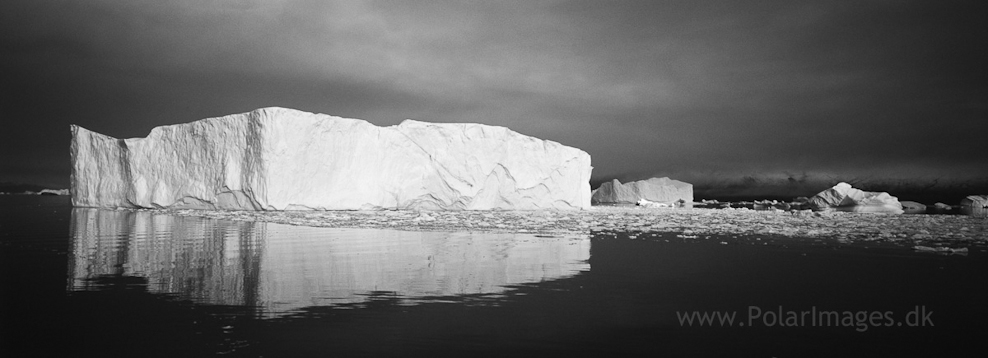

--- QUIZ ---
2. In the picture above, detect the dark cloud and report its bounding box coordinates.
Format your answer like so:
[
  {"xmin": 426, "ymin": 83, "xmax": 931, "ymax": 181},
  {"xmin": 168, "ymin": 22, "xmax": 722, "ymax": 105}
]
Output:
[{"xmin": 2, "ymin": 0, "xmax": 985, "ymax": 189}]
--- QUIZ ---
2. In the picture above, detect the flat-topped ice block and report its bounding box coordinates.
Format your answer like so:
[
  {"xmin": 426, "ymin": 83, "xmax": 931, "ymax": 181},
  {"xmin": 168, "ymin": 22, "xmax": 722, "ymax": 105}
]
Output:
[{"xmin": 71, "ymin": 107, "xmax": 592, "ymax": 210}]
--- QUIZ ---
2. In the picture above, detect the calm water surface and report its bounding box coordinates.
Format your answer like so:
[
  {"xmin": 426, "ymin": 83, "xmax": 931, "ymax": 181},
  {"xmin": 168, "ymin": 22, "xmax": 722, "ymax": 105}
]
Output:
[{"xmin": 2, "ymin": 196, "xmax": 986, "ymax": 357}]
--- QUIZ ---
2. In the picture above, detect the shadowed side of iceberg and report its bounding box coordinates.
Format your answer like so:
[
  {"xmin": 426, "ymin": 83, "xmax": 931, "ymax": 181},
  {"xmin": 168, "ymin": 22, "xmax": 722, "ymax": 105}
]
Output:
[{"xmin": 71, "ymin": 107, "xmax": 592, "ymax": 210}]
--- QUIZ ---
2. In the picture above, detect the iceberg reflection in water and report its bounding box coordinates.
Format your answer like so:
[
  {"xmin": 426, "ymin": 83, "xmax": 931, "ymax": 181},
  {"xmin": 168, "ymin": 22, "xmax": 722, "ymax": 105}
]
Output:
[{"xmin": 68, "ymin": 208, "xmax": 590, "ymax": 317}]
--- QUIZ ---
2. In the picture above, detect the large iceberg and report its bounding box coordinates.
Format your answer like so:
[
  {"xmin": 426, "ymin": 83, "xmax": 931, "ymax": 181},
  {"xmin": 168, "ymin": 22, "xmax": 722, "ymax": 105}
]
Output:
[
  {"xmin": 71, "ymin": 107, "xmax": 592, "ymax": 210},
  {"xmin": 590, "ymin": 177, "xmax": 693, "ymax": 205},
  {"xmin": 808, "ymin": 182, "xmax": 903, "ymax": 214}
]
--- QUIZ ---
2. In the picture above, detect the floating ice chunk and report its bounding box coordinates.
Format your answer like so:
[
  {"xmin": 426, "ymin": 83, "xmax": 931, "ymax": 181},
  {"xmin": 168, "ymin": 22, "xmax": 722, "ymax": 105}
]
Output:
[
  {"xmin": 38, "ymin": 189, "xmax": 70, "ymax": 196},
  {"xmin": 637, "ymin": 198, "xmax": 670, "ymax": 208},
  {"xmin": 912, "ymin": 246, "xmax": 969, "ymax": 255}
]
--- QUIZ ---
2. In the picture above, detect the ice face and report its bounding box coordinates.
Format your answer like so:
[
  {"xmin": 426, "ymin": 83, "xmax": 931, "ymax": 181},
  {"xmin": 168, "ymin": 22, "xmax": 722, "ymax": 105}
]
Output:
[{"xmin": 70, "ymin": 107, "xmax": 592, "ymax": 210}]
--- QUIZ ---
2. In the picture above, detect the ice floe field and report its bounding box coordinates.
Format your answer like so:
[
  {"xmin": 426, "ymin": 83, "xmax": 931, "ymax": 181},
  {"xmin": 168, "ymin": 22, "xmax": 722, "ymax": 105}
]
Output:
[{"xmin": 154, "ymin": 206, "xmax": 988, "ymax": 253}]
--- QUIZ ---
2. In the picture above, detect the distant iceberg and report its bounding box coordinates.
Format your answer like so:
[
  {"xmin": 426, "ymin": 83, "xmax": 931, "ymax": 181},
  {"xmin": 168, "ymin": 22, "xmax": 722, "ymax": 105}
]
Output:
[
  {"xmin": 591, "ymin": 177, "xmax": 693, "ymax": 205},
  {"xmin": 808, "ymin": 182, "xmax": 903, "ymax": 214},
  {"xmin": 960, "ymin": 195, "xmax": 988, "ymax": 217}
]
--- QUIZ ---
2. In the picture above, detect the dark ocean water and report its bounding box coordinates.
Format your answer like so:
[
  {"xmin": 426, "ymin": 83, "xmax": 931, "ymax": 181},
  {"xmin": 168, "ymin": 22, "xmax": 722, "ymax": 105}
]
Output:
[{"xmin": 2, "ymin": 196, "xmax": 987, "ymax": 357}]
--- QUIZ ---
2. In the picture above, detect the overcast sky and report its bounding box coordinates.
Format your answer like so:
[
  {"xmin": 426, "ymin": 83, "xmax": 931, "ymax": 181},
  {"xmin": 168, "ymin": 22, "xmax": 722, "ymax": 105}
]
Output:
[{"xmin": 2, "ymin": 0, "xmax": 985, "ymax": 188}]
